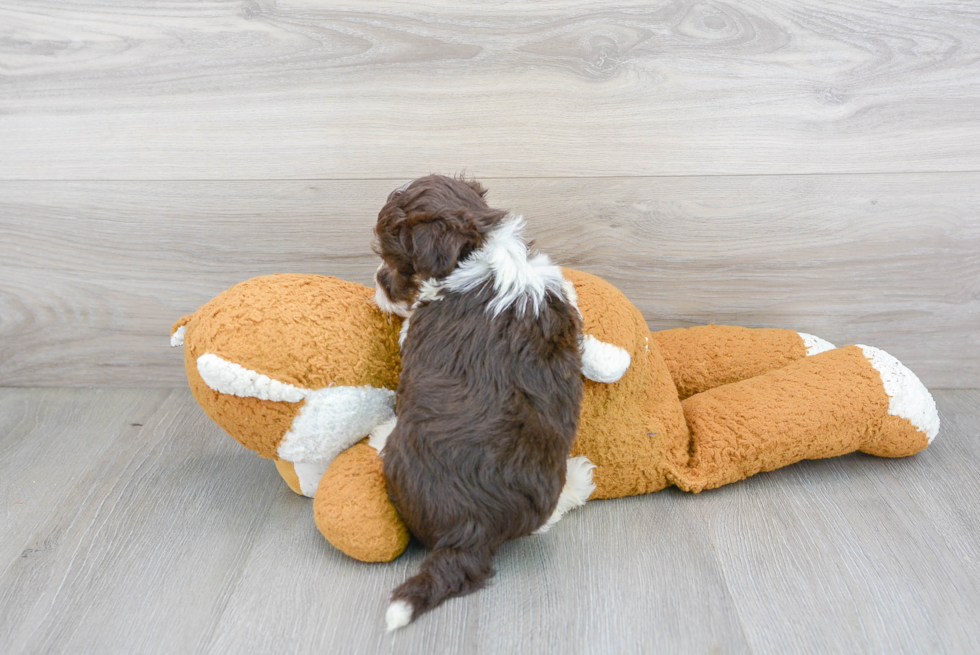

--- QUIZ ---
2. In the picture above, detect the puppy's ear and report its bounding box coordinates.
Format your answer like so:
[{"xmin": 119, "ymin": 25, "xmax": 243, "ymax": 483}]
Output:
[
  {"xmin": 409, "ymin": 220, "xmax": 478, "ymax": 280},
  {"xmin": 375, "ymin": 207, "xmax": 414, "ymax": 274}
]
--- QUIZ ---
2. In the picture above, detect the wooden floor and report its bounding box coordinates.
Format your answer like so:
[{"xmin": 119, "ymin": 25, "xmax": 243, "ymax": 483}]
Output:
[{"xmin": 1, "ymin": 386, "xmax": 978, "ymax": 654}]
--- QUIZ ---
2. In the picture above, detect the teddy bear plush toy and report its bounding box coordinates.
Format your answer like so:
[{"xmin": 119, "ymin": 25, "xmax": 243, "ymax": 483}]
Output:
[{"xmin": 171, "ymin": 269, "xmax": 939, "ymax": 562}]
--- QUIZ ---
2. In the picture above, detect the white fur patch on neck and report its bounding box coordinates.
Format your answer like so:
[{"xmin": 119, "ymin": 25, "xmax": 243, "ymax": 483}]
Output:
[
  {"xmin": 561, "ymin": 277, "xmax": 580, "ymax": 316},
  {"xmin": 414, "ymin": 278, "xmax": 444, "ymax": 308},
  {"xmin": 858, "ymin": 345, "xmax": 940, "ymax": 443},
  {"xmin": 398, "ymin": 314, "xmax": 412, "ymax": 347},
  {"xmin": 374, "ymin": 283, "xmax": 412, "ymax": 318},
  {"xmin": 442, "ymin": 215, "xmax": 565, "ymax": 317}
]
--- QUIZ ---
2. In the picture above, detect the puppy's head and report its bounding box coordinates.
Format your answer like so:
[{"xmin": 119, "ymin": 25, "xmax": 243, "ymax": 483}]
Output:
[{"xmin": 373, "ymin": 175, "xmax": 507, "ymax": 316}]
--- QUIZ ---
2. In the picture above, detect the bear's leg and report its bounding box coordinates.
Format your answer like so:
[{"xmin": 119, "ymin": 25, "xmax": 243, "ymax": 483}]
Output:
[
  {"xmin": 650, "ymin": 325, "xmax": 835, "ymax": 399},
  {"xmin": 313, "ymin": 439, "xmax": 411, "ymax": 563},
  {"xmin": 275, "ymin": 416, "xmax": 399, "ymax": 498},
  {"xmin": 670, "ymin": 345, "xmax": 938, "ymax": 492}
]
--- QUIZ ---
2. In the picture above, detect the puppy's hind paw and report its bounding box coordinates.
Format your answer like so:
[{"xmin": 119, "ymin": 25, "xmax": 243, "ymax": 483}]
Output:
[{"xmin": 536, "ymin": 456, "xmax": 596, "ymax": 534}]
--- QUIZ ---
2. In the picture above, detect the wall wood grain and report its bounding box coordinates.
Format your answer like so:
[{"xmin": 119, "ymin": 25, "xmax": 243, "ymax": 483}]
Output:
[
  {"xmin": 2, "ymin": 175, "xmax": 976, "ymax": 387},
  {"xmin": 1, "ymin": 1, "xmax": 979, "ymax": 179}
]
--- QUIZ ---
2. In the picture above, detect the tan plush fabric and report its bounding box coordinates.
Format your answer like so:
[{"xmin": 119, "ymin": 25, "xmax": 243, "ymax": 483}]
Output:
[
  {"xmin": 274, "ymin": 459, "xmax": 303, "ymax": 496},
  {"xmin": 175, "ymin": 274, "xmax": 402, "ymax": 458},
  {"xmin": 674, "ymin": 345, "xmax": 929, "ymax": 493},
  {"xmin": 868, "ymin": 415, "xmax": 931, "ymax": 458},
  {"xmin": 561, "ymin": 269, "xmax": 689, "ymax": 499},
  {"xmin": 313, "ymin": 440, "xmax": 411, "ymax": 563},
  {"xmin": 652, "ymin": 325, "xmax": 808, "ymax": 400},
  {"xmin": 174, "ymin": 271, "xmax": 934, "ymax": 563}
]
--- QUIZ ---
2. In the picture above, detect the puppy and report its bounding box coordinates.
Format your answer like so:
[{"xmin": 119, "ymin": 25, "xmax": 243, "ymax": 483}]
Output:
[{"xmin": 373, "ymin": 175, "xmax": 584, "ymax": 630}]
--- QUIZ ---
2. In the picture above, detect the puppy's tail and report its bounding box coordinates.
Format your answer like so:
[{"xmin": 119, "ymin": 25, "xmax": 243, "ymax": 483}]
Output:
[{"xmin": 385, "ymin": 546, "xmax": 495, "ymax": 631}]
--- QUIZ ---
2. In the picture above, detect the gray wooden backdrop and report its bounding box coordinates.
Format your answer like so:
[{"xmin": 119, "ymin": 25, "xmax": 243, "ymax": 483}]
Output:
[{"xmin": 1, "ymin": 0, "xmax": 978, "ymax": 387}]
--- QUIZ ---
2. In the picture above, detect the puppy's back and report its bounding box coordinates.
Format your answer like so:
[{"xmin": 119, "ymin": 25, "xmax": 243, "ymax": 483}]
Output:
[{"xmin": 383, "ymin": 281, "xmax": 582, "ymax": 627}]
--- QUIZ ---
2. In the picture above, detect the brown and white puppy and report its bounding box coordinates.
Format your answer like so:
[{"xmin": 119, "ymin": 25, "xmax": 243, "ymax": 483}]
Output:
[{"xmin": 373, "ymin": 175, "xmax": 588, "ymax": 630}]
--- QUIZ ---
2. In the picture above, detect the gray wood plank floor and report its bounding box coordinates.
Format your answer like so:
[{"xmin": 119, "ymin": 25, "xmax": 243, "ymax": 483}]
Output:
[{"xmin": 1, "ymin": 387, "xmax": 978, "ymax": 654}]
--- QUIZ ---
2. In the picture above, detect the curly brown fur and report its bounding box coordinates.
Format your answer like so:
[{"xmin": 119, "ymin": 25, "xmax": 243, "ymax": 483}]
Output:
[{"xmin": 373, "ymin": 175, "xmax": 583, "ymax": 630}]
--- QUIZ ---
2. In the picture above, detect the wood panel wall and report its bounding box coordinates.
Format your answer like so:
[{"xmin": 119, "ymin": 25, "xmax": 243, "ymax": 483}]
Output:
[{"xmin": 1, "ymin": 1, "xmax": 978, "ymax": 387}]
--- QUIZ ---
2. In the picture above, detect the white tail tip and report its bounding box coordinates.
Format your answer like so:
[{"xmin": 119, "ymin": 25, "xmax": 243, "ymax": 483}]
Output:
[{"xmin": 386, "ymin": 600, "xmax": 413, "ymax": 632}]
